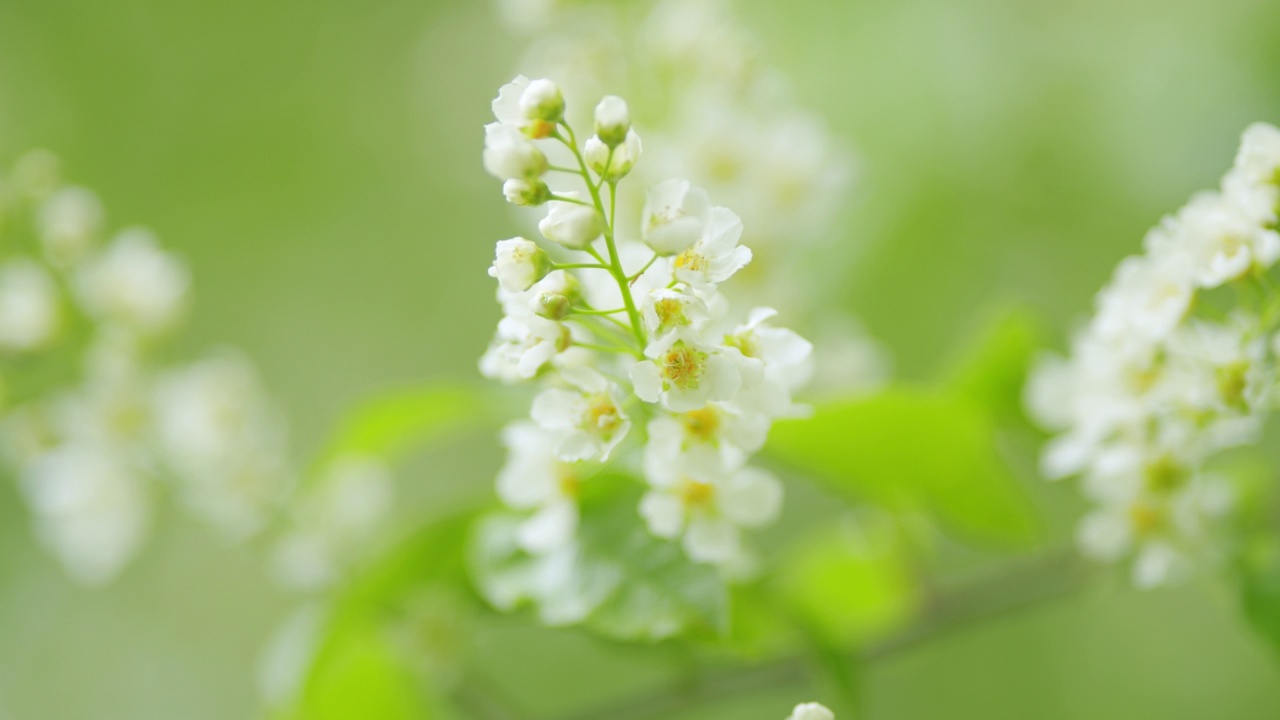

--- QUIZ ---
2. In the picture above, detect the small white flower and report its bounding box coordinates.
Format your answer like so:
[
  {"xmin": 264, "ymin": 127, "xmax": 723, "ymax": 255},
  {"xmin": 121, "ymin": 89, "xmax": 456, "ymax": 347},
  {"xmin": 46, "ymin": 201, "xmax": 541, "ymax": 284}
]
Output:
[
  {"xmin": 531, "ymin": 367, "xmax": 631, "ymax": 462},
  {"xmin": 480, "ymin": 300, "xmax": 572, "ymax": 382},
  {"xmin": 497, "ymin": 422, "xmax": 585, "ymax": 553},
  {"xmin": 74, "ymin": 228, "xmax": 189, "ymax": 334},
  {"xmin": 644, "ymin": 405, "xmax": 770, "ymax": 471},
  {"xmin": 672, "ymin": 206, "xmax": 752, "ymax": 287},
  {"xmin": 594, "ymin": 95, "xmax": 631, "ymax": 147},
  {"xmin": 639, "ymin": 446, "xmax": 781, "ymax": 564},
  {"xmin": 724, "ymin": 307, "xmax": 813, "ymax": 417},
  {"xmin": 37, "ymin": 186, "xmax": 103, "ymax": 265},
  {"xmin": 19, "ymin": 443, "xmax": 149, "ymax": 586},
  {"xmin": 492, "ymin": 75, "xmax": 560, "ymax": 138},
  {"xmin": 641, "ymin": 286, "xmax": 709, "ymax": 339},
  {"xmin": 585, "ymin": 130, "xmax": 642, "ymax": 181},
  {"xmin": 0, "ymin": 259, "xmax": 59, "ymax": 352},
  {"xmin": 631, "ymin": 331, "xmax": 741, "ymax": 411},
  {"xmin": 1233, "ymin": 121, "xmax": 1280, "ymax": 188},
  {"xmin": 641, "ymin": 178, "xmax": 711, "ymax": 255},
  {"xmin": 787, "ymin": 703, "xmax": 836, "ymax": 720},
  {"xmin": 489, "ymin": 237, "xmax": 551, "ymax": 293},
  {"xmin": 539, "ymin": 192, "xmax": 603, "ymax": 249},
  {"xmin": 1156, "ymin": 192, "xmax": 1280, "ymax": 287},
  {"xmin": 483, "ymin": 123, "xmax": 548, "ymax": 181},
  {"xmin": 153, "ymin": 353, "xmax": 289, "ymax": 538}
]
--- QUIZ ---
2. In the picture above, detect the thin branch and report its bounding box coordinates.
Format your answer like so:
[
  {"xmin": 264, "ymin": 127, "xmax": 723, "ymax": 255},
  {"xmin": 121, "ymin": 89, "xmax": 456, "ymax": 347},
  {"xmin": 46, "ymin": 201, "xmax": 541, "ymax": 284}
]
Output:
[{"xmin": 552, "ymin": 548, "xmax": 1096, "ymax": 720}]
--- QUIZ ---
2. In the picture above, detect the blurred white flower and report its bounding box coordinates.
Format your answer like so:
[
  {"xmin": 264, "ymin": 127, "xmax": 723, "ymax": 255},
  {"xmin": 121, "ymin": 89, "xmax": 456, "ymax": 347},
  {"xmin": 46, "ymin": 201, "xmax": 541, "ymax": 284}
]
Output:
[
  {"xmin": 641, "ymin": 179, "xmax": 711, "ymax": 255},
  {"xmin": 539, "ymin": 192, "xmax": 603, "ymax": 249},
  {"xmin": 20, "ymin": 443, "xmax": 149, "ymax": 586},
  {"xmin": 489, "ymin": 237, "xmax": 551, "ymax": 293},
  {"xmin": 37, "ymin": 185, "xmax": 103, "ymax": 266},
  {"xmin": 787, "ymin": 703, "xmax": 836, "ymax": 720},
  {"xmin": 0, "ymin": 259, "xmax": 59, "ymax": 352},
  {"xmin": 75, "ymin": 227, "xmax": 189, "ymax": 335}
]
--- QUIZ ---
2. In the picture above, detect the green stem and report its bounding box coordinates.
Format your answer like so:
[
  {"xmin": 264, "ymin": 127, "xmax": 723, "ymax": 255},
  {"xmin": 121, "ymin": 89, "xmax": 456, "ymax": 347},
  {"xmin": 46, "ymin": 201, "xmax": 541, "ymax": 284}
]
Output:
[
  {"xmin": 552, "ymin": 262, "xmax": 610, "ymax": 271},
  {"xmin": 572, "ymin": 307, "xmax": 627, "ymax": 316},
  {"xmin": 549, "ymin": 194, "xmax": 593, "ymax": 208},
  {"xmin": 628, "ymin": 252, "xmax": 661, "ymax": 286},
  {"xmin": 557, "ymin": 124, "xmax": 648, "ymax": 352}
]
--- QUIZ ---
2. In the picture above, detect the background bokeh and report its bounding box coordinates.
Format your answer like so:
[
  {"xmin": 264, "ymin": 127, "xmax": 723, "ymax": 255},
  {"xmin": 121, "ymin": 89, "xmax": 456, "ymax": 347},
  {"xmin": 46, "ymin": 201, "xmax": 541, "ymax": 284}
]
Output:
[{"xmin": 2, "ymin": 0, "xmax": 1279, "ymax": 717}]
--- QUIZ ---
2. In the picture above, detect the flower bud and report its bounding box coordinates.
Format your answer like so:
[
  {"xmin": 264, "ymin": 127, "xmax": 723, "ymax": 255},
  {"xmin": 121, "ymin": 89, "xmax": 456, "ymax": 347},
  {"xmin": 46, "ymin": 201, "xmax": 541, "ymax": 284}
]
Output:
[
  {"xmin": 594, "ymin": 95, "xmax": 631, "ymax": 147},
  {"xmin": 520, "ymin": 79, "xmax": 565, "ymax": 125},
  {"xmin": 503, "ymin": 178, "xmax": 552, "ymax": 206},
  {"xmin": 489, "ymin": 237, "xmax": 551, "ymax": 293},
  {"xmin": 539, "ymin": 193, "xmax": 603, "ymax": 249},
  {"xmin": 483, "ymin": 123, "xmax": 548, "ymax": 181},
  {"xmin": 585, "ymin": 130, "xmax": 642, "ymax": 182},
  {"xmin": 530, "ymin": 292, "xmax": 572, "ymax": 320},
  {"xmin": 641, "ymin": 178, "xmax": 710, "ymax": 255}
]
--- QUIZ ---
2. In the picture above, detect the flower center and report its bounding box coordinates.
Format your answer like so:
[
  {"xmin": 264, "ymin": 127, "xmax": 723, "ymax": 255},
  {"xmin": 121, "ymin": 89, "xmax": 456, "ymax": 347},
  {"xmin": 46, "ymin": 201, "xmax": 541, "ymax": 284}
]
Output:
[
  {"xmin": 661, "ymin": 343, "xmax": 706, "ymax": 389},
  {"xmin": 682, "ymin": 407, "xmax": 720, "ymax": 442},
  {"xmin": 585, "ymin": 394, "xmax": 622, "ymax": 435},
  {"xmin": 654, "ymin": 297, "xmax": 689, "ymax": 333},
  {"xmin": 1143, "ymin": 456, "xmax": 1185, "ymax": 493},
  {"xmin": 1129, "ymin": 502, "xmax": 1165, "ymax": 536},
  {"xmin": 678, "ymin": 478, "xmax": 716, "ymax": 509},
  {"xmin": 557, "ymin": 468, "xmax": 581, "ymax": 498},
  {"xmin": 725, "ymin": 331, "xmax": 757, "ymax": 358},
  {"xmin": 674, "ymin": 250, "xmax": 707, "ymax": 272},
  {"xmin": 1217, "ymin": 360, "xmax": 1250, "ymax": 409}
]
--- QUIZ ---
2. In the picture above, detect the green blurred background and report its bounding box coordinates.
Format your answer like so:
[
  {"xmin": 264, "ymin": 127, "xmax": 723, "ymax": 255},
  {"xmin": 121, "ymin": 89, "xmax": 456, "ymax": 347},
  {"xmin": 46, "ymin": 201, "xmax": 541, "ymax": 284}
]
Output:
[{"xmin": 1, "ymin": 0, "xmax": 1279, "ymax": 717}]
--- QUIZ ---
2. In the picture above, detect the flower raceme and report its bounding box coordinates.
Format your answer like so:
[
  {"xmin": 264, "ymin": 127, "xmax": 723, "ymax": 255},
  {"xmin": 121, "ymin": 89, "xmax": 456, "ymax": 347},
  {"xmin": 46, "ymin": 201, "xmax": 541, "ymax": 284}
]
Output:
[
  {"xmin": 479, "ymin": 76, "xmax": 812, "ymax": 570},
  {"xmin": 1027, "ymin": 122, "xmax": 1280, "ymax": 588}
]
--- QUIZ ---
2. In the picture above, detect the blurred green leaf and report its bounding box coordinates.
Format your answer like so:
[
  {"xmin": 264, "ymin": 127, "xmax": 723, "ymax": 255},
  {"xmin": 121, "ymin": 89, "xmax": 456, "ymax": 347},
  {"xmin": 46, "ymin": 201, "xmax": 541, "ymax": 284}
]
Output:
[
  {"xmin": 944, "ymin": 308, "xmax": 1046, "ymax": 424},
  {"xmin": 293, "ymin": 619, "xmax": 436, "ymax": 720},
  {"xmin": 286, "ymin": 514, "xmax": 476, "ymax": 719},
  {"xmin": 318, "ymin": 383, "xmax": 488, "ymax": 465},
  {"xmin": 469, "ymin": 477, "xmax": 729, "ymax": 642},
  {"xmin": 768, "ymin": 386, "xmax": 1037, "ymax": 544},
  {"xmin": 773, "ymin": 513, "xmax": 920, "ymax": 648},
  {"xmin": 1237, "ymin": 534, "xmax": 1280, "ymax": 663}
]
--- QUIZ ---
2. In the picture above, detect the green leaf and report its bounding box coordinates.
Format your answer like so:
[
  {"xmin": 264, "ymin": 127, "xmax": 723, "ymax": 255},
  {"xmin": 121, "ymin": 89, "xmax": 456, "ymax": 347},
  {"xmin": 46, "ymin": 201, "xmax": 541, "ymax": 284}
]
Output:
[
  {"xmin": 773, "ymin": 513, "xmax": 920, "ymax": 647},
  {"xmin": 284, "ymin": 515, "xmax": 475, "ymax": 719},
  {"xmin": 295, "ymin": 619, "xmax": 436, "ymax": 720},
  {"xmin": 468, "ymin": 477, "xmax": 729, "ymax": 642},
  {"xmin": 1237, "ymin": 534, "xmax": 1280, "ymax": 662},
  {"xmin": 318, "ymin": 383, "xmax": 488, "ymax": 465},
  {"xmin": 944, "ymin": 308, "xmax": 1046, "ymax": 423},
  {"xmin": 768, "ymin": 386, "xmax": 1037, "ymax": 544}
]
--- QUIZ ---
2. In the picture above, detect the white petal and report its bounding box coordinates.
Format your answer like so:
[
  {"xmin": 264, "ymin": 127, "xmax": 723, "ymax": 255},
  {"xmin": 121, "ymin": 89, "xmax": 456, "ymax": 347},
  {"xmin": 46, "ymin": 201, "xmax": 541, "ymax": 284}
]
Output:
[
  {"xmin": 630, "ymin": 361, "xmax": 664, "ymax": 403},
  {"xmin": 683, "ymin": 515, "xmax": 740, "ymax": 564},
  {"xmin": 639, "ymin": 491, "xmax": 684, "ymax": 538},
  {"xmin": 720, "ymin": 467, "xmax": 783, "ymax": 528}
]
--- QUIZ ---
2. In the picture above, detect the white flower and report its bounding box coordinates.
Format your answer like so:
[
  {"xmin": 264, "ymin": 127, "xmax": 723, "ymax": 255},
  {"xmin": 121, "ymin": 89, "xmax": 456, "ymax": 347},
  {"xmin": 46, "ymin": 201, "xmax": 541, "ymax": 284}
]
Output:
[
  {"xmin": 74, "ymin": 228, "xmax": 189, "ymax": 334},
  {"xmin": 153, "ymin": 353, "xmax": 289, "ymax": 538},
  {"xmin": 639, "ymin": 446, "xmax": 781, "ymax": 564},
  {"xmin": 1092, "ymin": 254, "xmax": 1193, "ymax": 348},
  {"xmin": 630, "ymin": 331, "xmax": 741, "ymax": 411},
  {"xmin": 641, "ymin": 178, "xmax": 711, "ymax": 255},
  {"xmin": 586, "ymin": 129, "xmax": 642, "ymax": 182},
  {"xmin": 672, "ymin": 206, "xmax": 752, "ymax": 287},
  {"xmin": 594, "ymin": 95, "xmax": 631, "ymax": 146},
  {"xmin": 37, "ymin": 186, "xmax": 103, "ymax": 265},
  {"xmin": 1234, "ymin": 121, "xmax": 1280, "ymax": 188},
  {"xmin": 519, "ymin": 78, "xmax": 564, "ymax": 123},
  {"xmin": 497, "ymin": 422, "xmax": 584, "ymax": 553},
  {"xmin": 724, "ymin": 307, "xmax": 813, "ymax": 418},
  {"xmin": 489, "ymin": 237, "xmax": 551, "ymax": 293},
  {"xmin": 483, "ymin": 123, "xmax": 548, "ymax": 181},
  {"xmin": 480, "ymin": 302, "xmax": 572, "ymax": 382},
  {"xmin": 531, "ymin": 367, "xmax": 631, "ymax": 462},
  {"xmin": 539, "ymin": 192, "xmax": 603, "ymax": 249},
  {"xmin": 0, "ymin": 259, "xmax": 59, "ymax": 351},
  {"xmin": 1156, "ymin": 192, "xmax": 1280, "ymax": 287},
  {"xmin": 492, "ymin": 75, "xmax": 560, "ymax": 138},
  {"xmin": 787, "ymin": 703, "xmax": 836, "ymax": 720},
  {"xmin": 640, "ymin": 286, "xmax": 709, "ymax": 339},
  {"xmin": 644, "ymin": 405, "xmax": 770, "ymax": 471},
  {"xmin": 19, "ymin": 443, "xmax": 149, "ymax": 586}
]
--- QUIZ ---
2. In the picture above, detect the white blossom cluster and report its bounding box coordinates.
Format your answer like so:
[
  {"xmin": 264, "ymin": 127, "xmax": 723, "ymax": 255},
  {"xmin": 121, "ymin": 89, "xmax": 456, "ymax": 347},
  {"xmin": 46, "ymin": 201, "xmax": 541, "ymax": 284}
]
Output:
[
  {"xmin": 479, "ymin": 77, "xmax": 813, "ymax": 577},
  {"xmin": 0, "ymin": 151, "xmax": 291, "ymax": 585},
  {"xmin": 492, "ymin": 0, "xmax": 888, "ymax": 392},
  {"xmin": 1027, "ymin": 123, "xmax": 1280, "ymax": 587}
]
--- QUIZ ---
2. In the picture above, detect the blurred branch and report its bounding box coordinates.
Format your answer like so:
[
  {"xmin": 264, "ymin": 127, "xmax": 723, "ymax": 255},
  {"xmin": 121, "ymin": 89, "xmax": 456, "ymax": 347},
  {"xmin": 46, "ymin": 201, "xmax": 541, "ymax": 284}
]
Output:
[{"xmin": 552, "ymin": 547, "xmax": 1096, "ymax": 720}]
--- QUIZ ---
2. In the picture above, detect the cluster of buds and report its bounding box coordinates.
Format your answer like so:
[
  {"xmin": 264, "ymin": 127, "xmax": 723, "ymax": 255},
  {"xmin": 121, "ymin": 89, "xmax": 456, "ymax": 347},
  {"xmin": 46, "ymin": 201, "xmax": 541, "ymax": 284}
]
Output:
[
  {"xmin": 0, "ymin": 151, "xmax": 290, "ymax": 584},
  {"xmin": 479, "ymin": 76, "xmax": 812, "ymax": 569},
  {"xmin": 1028, "ymin": 123, "xmax": 1280, "ymax": 587},
  {"xmin": 493, "ymin": 0, "xmax": 886, "ymax": 394}
]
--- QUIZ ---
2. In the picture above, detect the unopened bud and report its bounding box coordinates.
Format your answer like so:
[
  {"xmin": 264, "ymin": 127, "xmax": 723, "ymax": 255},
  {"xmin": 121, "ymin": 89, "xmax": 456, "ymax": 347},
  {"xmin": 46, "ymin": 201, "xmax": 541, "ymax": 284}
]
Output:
[{"xmin": 594, "ymin": 95, "xmax": 631, "ymax": 147}]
